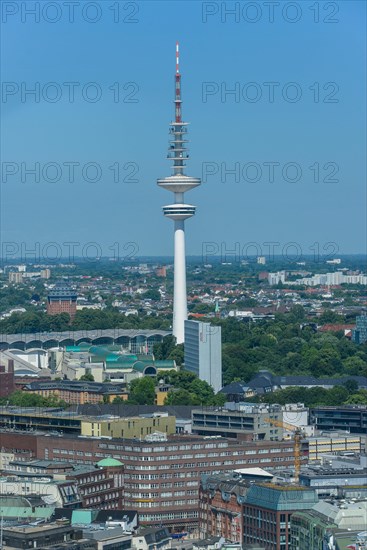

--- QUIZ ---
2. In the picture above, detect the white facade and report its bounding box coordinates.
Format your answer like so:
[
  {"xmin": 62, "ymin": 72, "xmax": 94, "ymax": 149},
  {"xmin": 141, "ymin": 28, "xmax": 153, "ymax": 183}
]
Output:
[
  {"xmin": 289, "ymin": 271, "xmax": 367, "ymax": 286},
  {"xmin": 268, "ymin": 271, "xmax": 286, "ymax": 285},
  {"xmin": 0, "ymin": 452, "xmax": 15, "ymax": 471},
  {"xmin": 0, "ymin": 477, "xmax": 78, "ymax": 507},
  {"xmin": 184, "ymin": 320, "xmax": 222, "ymax": 392}
]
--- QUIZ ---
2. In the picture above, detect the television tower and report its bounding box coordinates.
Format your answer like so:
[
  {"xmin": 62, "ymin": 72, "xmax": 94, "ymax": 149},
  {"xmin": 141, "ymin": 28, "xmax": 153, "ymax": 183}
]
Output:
[{"xmin": 157, "ymin": 43, "xmax": 201, "ymax": 344}]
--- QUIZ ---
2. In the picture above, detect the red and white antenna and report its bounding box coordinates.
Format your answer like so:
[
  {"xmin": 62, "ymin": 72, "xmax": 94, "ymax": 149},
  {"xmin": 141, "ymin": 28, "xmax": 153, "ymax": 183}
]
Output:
[
  {"xmin": 176, "ymin": 41, "xmax": 180, "ymax": 74},
  {"xmin": 175, "ymin": 41, "xmax": 182, "ymax": 123}
]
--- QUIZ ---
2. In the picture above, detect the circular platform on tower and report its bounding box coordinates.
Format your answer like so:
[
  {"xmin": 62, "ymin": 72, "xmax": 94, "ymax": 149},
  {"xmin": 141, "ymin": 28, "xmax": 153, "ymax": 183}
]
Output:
[
  {"xmin": 162, "ymin": 203, "xmax": 196, "ymax": 220},
  {"xmin": 157, "ymin": 174, "xmax": 201, "ymax": 193}
]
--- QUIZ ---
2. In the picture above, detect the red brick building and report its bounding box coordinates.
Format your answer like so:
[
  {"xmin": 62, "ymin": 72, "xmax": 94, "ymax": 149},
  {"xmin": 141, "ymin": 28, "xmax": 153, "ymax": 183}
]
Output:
[
  {"xmin": 47, "ymin": 283, "xmax": 77, "ymax": 319},
  {"xmin": 199, "ymin": 474, "xmax": 248, "ymax": 542},
  {"xmin": 0, "ymin": 430, "xmax": 306, "ymax": 533},
  {"xmin": 199, "ymin": 477, "xmax": 318, "ymax": 549},
  {"xmin": 0, "ymin": 359, "xmax": 15, "ymax": 398}
]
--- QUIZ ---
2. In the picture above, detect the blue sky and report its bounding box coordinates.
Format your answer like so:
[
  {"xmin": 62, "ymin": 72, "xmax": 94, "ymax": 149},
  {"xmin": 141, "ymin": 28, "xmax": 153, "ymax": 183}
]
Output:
[{"xmin": 1, "ymin": 0, "xmax": 366, "ymax": 260}]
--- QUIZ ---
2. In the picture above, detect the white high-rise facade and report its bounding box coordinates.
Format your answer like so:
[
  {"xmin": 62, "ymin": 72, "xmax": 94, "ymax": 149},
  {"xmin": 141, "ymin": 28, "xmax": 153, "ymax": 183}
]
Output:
[
  {"xmin": 157, "ymin": 43, "xmax": 201, "ymax": 344},
  {"xmin": 184, "ymin": 320, "xmax": 222, "ymax": 393}
]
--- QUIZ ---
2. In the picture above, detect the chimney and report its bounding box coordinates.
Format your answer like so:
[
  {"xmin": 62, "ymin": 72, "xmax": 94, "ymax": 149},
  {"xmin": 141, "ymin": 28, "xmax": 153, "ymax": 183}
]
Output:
[{"xmin": 8, "ymin": 359, "xmax": 14, "ymax": 373}]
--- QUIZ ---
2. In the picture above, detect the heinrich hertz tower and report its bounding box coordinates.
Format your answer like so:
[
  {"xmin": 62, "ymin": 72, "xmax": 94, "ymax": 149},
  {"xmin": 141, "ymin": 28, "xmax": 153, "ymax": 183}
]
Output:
[{"xmin": 157, "ymin": 43, "xmax": 201, "ymax": 344}]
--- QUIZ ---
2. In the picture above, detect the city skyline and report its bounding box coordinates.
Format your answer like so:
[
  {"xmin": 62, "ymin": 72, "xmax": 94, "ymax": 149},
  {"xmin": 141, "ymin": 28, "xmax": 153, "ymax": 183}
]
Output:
[{"xmin": 1, "ymin": 1, "xmax": 366, "ymax": 257}]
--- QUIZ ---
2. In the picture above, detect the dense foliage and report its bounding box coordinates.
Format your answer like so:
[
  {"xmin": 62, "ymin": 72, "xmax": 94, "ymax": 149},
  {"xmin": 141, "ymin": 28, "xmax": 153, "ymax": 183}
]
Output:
[
  {"xmin": 253, "ymin": 385, "xmax": 367, "ymax": 407},
  {"xmin": 0, "ymin": 308, "xmax": 170, "ymax": 333},
  {"xmin": 162, "ymin": 370, "xmax": 226, "ymax": 406},
  {"xmin": 0, "ymin": 390, "xmax": 67, "ymax": 408},
  {"xmin": 209, "ymin": 310, "xmax": 367, "ymax": 385}
]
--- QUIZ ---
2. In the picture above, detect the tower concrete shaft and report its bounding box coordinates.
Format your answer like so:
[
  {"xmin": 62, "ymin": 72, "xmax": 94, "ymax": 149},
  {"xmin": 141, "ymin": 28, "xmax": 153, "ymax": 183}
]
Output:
[
  {"xmin": 157, "ymin": 43, "xmax": 201, "ymax": 344},
  {"xmin": 173, "ymin": 220, "xmax": 187, "ymax": 343}
]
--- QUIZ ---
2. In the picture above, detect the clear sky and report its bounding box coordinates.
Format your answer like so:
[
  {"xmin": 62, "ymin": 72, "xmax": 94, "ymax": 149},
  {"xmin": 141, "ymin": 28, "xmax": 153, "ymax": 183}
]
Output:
[{"xmin": 1, "ymin": 0, "xmax": 366, "ymax": 261}]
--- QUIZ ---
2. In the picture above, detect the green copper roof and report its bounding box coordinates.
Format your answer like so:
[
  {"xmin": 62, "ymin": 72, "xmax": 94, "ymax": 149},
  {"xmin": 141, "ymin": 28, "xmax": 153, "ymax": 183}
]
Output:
[
  {"xmin": 71, "ymin": 509, "xmax": 98, "ymax": 525},
  {"xmin": 155, "ymin": 360, "xmax": 176, "ymax": 368},
  {"xmin": 0, "ymin": 506, "xmax": 54, "ymax": 519},
  {"xmin": 66, "ymin": 345, "xmax": 90, "ymax": 352},
  {"xmin": 106, "ymin": 354, "xmax": 138, "ymax": 363},
  {"xmin": 97, "ymin": 458, "xmax": 123, "ymax": 467},
  {"xmin": 245, "ymin": 484, "xmax": 318, "ymax": 511}
]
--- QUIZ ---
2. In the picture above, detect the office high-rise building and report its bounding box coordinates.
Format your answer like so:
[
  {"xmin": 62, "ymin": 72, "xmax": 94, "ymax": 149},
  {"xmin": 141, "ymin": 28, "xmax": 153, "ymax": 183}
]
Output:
[
  {"xmin": 157, "ymin": 44, "xmax": 201, "ymax": 343},
  {"xmin": 352, "ymin": 311, "xmax": 367, "ymax": 344},
  {"xmin": 184, "ymin": 320, "xmax": 222, "ymax": 393}
]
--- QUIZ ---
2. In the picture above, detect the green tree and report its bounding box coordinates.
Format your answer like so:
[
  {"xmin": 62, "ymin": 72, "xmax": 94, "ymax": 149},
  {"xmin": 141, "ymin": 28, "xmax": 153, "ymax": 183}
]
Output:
[
  {"xmin": 167, "ymin": 344, "xmax": 184, "ymax": 366},
  {"xmin": 142, "ymin": 289, "xmax": 161, "ymax": 301},
  {"xmin": 79, "ymin": 373, "xmax": 94, "ymax": 382},
  {"xmin": 345, "ymin": 390, "xmax": 367, "ymax": 405},
  {"xmin": 164, "ymin": 389, "xmax": 199, "ymax": 405},
  {"xmin": 343, "ymin": 356, "xmax": 366, "ymax": 376},
  {"xmin": 112, "ymin": 396, "xmax": 126, "ymax": 404},
  {"xmin": 344, "ymin": 379, "xmax": 359, "ymax": 393},
  {"xmin": 129, "ymin": 377, "xmax": 156, "ymax": 405}
]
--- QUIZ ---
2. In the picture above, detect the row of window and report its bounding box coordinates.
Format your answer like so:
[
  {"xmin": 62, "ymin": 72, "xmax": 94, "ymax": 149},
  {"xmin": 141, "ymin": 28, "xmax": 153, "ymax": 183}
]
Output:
[{"xmin": 139, "ymin": 511, "xmax": 198, "ymax": 521}]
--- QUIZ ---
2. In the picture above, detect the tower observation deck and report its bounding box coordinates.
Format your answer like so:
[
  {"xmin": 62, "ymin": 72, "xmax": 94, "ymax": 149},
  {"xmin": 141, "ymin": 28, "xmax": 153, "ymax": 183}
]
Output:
[{"xmin": 157, "ymin": 43, "xmax": 201, "ymax": 344}]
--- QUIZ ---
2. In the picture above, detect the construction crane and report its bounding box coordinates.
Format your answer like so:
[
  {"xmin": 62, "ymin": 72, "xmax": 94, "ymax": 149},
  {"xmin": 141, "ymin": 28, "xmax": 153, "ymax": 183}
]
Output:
[{"xmin": 264, "ymin": 418, "xmax": 304, "ymax": 483}]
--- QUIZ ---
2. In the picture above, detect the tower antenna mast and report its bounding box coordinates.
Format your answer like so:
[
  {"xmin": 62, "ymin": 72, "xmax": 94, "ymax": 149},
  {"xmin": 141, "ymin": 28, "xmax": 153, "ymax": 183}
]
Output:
[{"xmin": 157, "ymin": 44, "xmax": 201, "ymax": 344}]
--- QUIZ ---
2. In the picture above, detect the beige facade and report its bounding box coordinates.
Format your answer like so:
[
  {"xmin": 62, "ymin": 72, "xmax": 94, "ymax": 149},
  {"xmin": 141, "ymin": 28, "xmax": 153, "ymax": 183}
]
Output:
[
  {"xmin": 308, "ymin": 435, "xmax": 361, "ymax": 460},
  {"xmin": 0, "ymin": 452, "xmax": 15, "ymax": 471},
  {"xmin": 81, "ymin": 415, "xmax": 176, "ymax": 439}
]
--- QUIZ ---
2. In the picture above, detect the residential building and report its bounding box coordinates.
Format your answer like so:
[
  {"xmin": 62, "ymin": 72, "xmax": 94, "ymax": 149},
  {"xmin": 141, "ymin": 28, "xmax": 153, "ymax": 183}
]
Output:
[
  {"xmin": 184, "ymin": 320, "xmax": 222, "ymax": 393},
  {"xmin": 219, "ymin": 382, "xmax": 256, "ymax": 402},
  {"xmin": 41, "ymin": 268, "xmax": 51, "ymax": 279},
  {"xmin": 267, "ymin": 271, "xmax": 286, "ymax": 286},
  {"xmin": 8, "ymin": 271, "xmax": 23, "ymax": 283}
]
